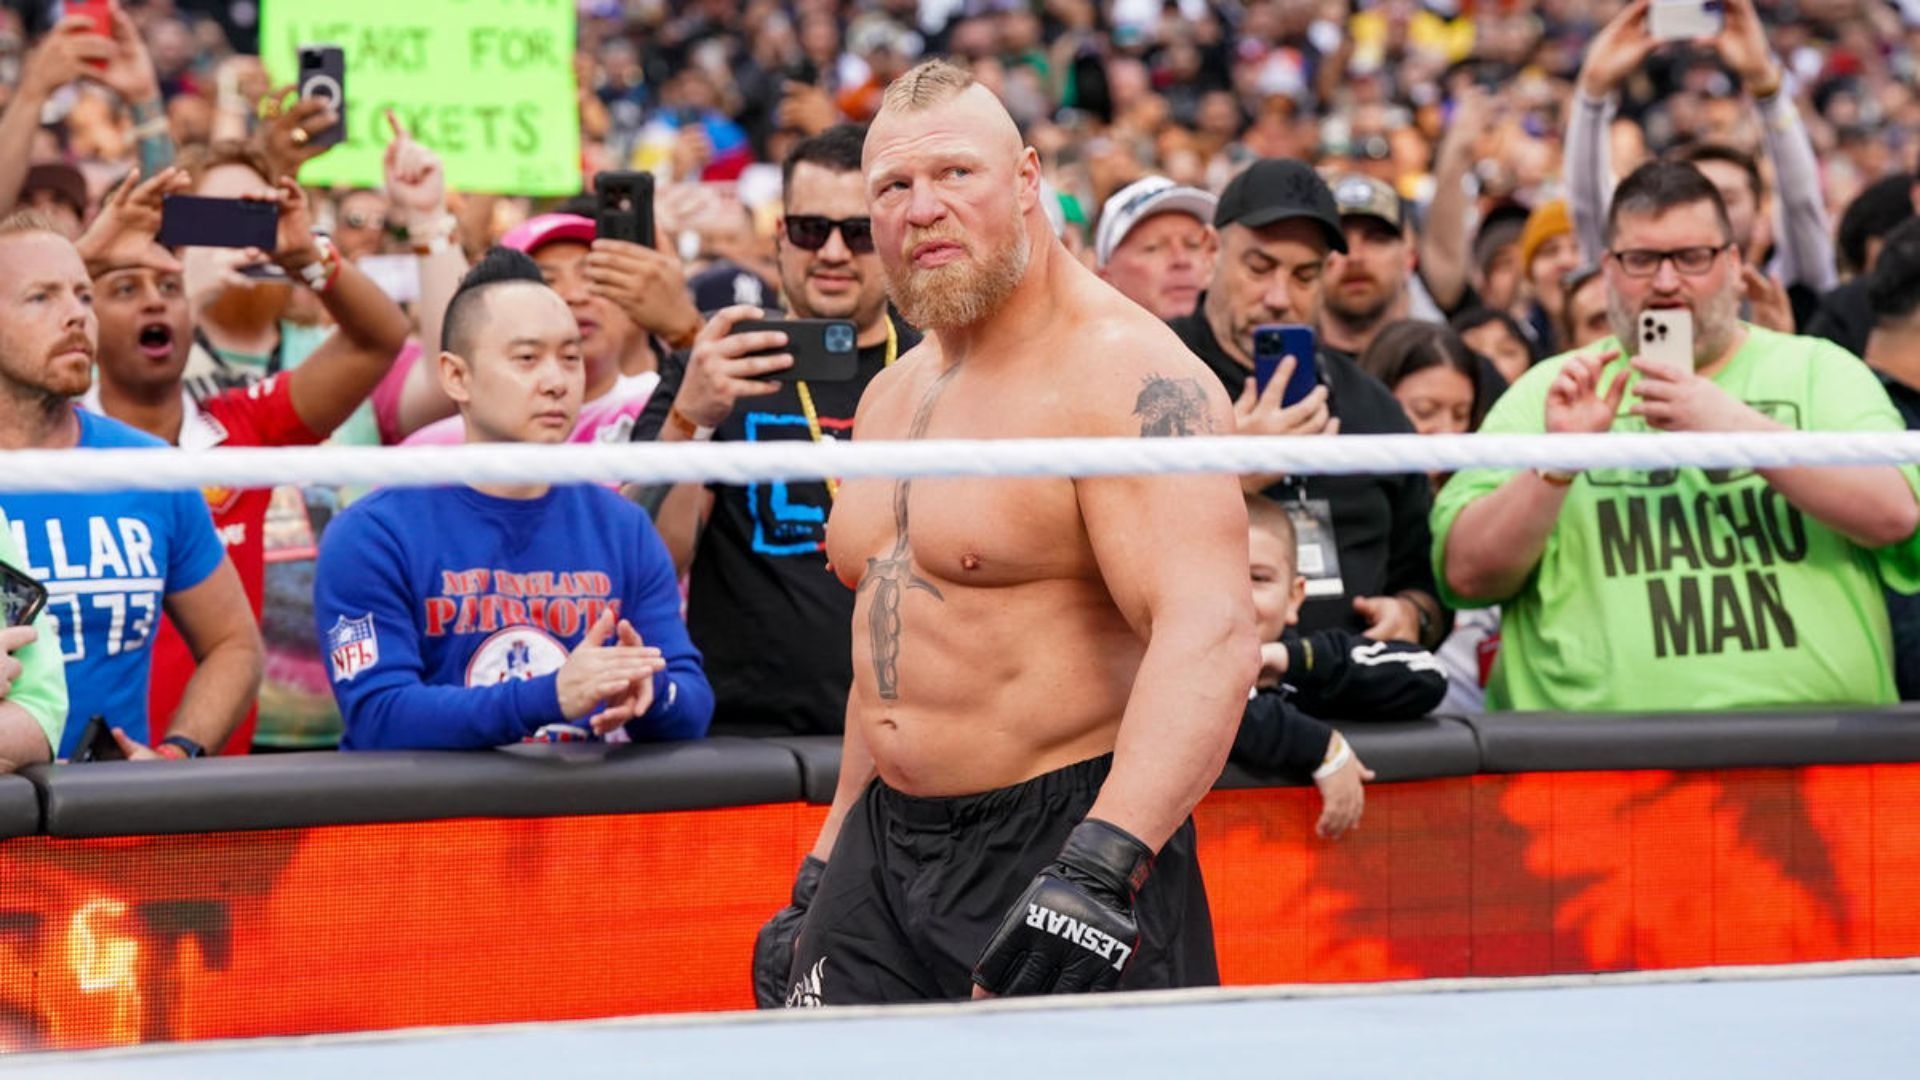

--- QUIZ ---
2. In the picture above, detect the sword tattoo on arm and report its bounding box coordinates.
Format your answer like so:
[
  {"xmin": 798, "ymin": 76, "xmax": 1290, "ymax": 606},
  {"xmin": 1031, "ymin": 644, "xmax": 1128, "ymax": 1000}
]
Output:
[{"xmin": 858, "ymin": 363, "xmax": 963, "ymax": 699}]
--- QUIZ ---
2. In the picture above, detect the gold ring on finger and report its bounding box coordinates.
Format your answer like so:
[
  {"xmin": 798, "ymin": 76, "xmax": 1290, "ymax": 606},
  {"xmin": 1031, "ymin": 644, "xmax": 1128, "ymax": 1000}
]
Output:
[{"xmin": 289, "ymin": 127, "xmax": 310, "ymax": 147}]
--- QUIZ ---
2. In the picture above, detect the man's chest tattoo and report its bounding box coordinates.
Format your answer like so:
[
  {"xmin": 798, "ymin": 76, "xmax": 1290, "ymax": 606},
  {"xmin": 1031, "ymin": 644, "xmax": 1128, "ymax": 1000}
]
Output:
[{"xmin": 857, "ymin": 364, "xmax": 963, "ymax": 699}]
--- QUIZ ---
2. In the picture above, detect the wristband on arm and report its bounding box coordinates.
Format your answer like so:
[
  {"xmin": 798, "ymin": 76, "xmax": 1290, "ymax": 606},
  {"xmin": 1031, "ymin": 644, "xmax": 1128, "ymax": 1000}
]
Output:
[
  {"xmin": 1314, "ymin": 732, "xmax": 1351, "ymax": 780},
  {"xmin": 155, "ymin": 734, "xmax": 206, "ymax": 759}
]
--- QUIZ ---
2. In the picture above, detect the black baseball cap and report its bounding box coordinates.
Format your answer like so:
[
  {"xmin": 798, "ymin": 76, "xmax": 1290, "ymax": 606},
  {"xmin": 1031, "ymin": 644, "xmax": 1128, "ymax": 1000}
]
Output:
[{"xmin": 1212, "ymin": 158, "xmax": 1347, "ymax": 254}]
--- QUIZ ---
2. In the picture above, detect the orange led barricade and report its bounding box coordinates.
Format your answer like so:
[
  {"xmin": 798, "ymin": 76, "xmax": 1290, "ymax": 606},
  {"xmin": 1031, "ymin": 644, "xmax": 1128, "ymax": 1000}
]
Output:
[{"xmin": 2, "ymin": 711, "xmax": 1918, "ymax": 1052}]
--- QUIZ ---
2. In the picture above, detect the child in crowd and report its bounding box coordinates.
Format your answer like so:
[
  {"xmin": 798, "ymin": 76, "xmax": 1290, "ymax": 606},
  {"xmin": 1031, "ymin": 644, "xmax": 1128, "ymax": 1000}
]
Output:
[{"xmin": 1234, "ymin": 495, "xmax": 1448, "ymax": 838}]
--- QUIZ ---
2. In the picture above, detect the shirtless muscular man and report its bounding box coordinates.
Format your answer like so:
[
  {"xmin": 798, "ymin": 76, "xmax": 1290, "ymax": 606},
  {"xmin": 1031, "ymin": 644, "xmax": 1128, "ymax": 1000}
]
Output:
[{"xmin": 756, "ymin": 60, "xmax": 1260, "ymax": 1006}]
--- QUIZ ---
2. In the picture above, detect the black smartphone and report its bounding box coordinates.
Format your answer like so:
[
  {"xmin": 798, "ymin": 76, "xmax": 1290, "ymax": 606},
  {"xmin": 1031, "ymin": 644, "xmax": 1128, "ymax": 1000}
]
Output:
[
  {"xmin": 157, "ymin": 195, "xmax": 280, "ymax": 249},
  {"xmin": 733, "ymin": 318, "xmax": 859, "ymax": 382},
  {"xmin": 297, "ymin": 44, "xmax": 347, "ymax": 150},
  {"xmin": 784, "ymin": 58, "xmax": 819, "ymax": 86},
  {"xmin": 73, "ymin": 715, "xmax": 125, "ymax": 763},
  {"xmin": 593, "ymin": 171, "xmax": 655, "ymax": 248},
  {"xmin": 0, "ymin": 560, "xmax": 46, "ymax": 627}
]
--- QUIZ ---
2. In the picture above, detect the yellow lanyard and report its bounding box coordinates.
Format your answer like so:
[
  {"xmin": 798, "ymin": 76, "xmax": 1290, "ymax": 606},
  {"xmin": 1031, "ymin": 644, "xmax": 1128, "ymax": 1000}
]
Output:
[{"xmin": 797, "ymin": 316, "xmax": 896, "ymax": 501}]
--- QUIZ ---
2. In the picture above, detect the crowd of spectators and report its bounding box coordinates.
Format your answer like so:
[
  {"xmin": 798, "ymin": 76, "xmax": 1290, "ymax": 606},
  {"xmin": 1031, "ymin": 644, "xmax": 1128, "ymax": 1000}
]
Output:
[{"xmin": 2, "ymin": 0, "xmax": 1920, "ymax": 833}]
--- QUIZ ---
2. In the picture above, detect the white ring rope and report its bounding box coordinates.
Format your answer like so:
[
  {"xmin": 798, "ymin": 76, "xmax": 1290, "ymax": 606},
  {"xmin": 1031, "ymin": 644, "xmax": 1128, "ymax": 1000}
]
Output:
[{"xmin": 9, "ymin": 431, "xmax": 1920, "ymax": 494}]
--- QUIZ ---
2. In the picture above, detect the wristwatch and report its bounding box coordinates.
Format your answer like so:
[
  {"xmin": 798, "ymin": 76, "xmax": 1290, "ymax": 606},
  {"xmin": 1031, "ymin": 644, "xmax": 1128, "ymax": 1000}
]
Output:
[{"xmin": 156, "ymin": 734, "xmax": 206, "ymax": 759}]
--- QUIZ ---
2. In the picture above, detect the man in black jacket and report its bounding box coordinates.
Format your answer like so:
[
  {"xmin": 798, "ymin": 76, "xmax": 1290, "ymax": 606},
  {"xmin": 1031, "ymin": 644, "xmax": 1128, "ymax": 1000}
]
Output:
[
  {"xmin": 1167, "ymin": 159, "xmax": 1447, "ymax": 650},
  {"xmin": 1234, "ymin": 495, "xmax": 1446, "ymax": 838}
]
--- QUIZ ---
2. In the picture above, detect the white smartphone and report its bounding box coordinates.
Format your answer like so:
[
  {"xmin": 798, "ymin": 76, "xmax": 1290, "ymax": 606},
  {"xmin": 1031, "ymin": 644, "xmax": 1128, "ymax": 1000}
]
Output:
[
  {"xmin": 1649, "ymin": 0, "xmax": 1725, "ymax": 42},
  {"xmin": 1637, "ymin": 308, "xmax": 1695, "ymax": 368}
]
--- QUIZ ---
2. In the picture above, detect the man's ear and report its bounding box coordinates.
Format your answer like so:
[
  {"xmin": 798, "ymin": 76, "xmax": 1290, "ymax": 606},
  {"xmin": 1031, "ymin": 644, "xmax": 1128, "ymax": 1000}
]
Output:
[
  {"xmin": 439, "ymin": 350, "xmax": 474, "ymax": 406},
  {"xmin": 1285, "ymin": 574, "xmax": 1308, "ymax": 626},
  {"xmin": 1018, "ymin": 145, "xmax": 1042, "ymax": 212}
]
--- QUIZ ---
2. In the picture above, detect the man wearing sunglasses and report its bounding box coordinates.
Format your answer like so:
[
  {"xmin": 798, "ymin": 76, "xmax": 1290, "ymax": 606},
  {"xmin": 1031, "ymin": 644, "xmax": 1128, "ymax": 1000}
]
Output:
[
  {"xmin": 630, "ymin": 124, "xmax": 921, "ymax": 742},
  {"xmin": 1436, "ymin": 161, "xmax": 1920, "ymax": 714}
]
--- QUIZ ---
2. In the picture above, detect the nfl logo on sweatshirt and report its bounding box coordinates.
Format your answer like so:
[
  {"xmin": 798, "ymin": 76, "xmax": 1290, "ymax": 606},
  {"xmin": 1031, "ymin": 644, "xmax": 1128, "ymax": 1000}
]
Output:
[{"xmin": 327, "ymin": 614, "xmax": 380, "ymax": 682}]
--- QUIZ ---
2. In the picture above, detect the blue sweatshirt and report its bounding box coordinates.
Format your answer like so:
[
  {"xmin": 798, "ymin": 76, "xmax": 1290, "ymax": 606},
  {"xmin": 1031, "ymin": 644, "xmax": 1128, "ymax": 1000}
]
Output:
[{"xmin": 313, "ymin": 484, "xmax": 712, "ymax": 750}]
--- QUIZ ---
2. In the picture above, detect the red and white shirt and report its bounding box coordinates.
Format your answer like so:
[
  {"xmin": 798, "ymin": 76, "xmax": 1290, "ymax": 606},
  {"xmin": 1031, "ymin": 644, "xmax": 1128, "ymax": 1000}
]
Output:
[{"xmin": 84, "ymin": 374, "xmax": 322, "ymax": 752}]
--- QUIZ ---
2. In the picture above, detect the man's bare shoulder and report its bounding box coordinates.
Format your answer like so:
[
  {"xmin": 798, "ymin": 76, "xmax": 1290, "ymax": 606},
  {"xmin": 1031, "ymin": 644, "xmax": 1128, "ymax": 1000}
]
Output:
[
  {"xmin": 854, "ymin": 336, "xmax": 943, "ymax": 431},
  {"xmin": 1057, "ymin": 293, "xmax": 1228, "ymax": 438}
]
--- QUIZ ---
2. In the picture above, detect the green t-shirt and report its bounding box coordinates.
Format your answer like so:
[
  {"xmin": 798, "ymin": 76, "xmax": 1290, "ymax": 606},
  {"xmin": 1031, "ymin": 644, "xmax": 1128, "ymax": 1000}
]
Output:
[
  {"xmin": 0, "ymin": 508, "xmax": 67, "ymax": 752},
  {"xmin": 1432, "ymin": 327, "xmax": 1920, "ymax": 712}
]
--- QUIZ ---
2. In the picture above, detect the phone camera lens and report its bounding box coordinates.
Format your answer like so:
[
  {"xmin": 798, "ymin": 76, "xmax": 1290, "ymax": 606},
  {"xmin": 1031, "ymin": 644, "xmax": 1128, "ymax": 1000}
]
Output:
[{"xmin": 825, "ymin": 324, "xmax": 854, "ymax": 353}]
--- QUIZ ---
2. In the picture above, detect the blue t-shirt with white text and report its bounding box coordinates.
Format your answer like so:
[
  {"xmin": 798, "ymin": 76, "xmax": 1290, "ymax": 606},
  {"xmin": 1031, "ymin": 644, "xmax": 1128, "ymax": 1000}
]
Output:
[{"xmin": 0, "ymin": 409, "xmax": 226, "ymax": 755}]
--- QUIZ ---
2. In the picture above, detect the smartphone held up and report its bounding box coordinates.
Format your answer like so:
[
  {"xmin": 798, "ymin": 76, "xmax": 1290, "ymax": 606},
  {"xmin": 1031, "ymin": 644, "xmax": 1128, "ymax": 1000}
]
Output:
[
  {"xmin": 1253, "ymin": 324, "xmax": 1320, "ymax": 406},
  {"xmin": 731, "ymin": 319, "xmax": 859, "ymax": 383},
  {"xmin": 594, "ymin": 171, "xmax": 656, "ymax": 248},
  {"xmin": 297, "ymin": 44, "xmax": 347, "ymax": 150},
  {"xmin": 63, "ymin": 0, "xmax": 112, "ymax": 34},
  {"xmin": 1648, "ymin": 0, "xmax": 1725, "ymax": 42},
  {"xmin": 1637, "ymin": 308, "xmax": 1696, "ymax": 369},
  {"xmin": 157, "ymin": 195, "xmax": 279, "ymax": 250}
]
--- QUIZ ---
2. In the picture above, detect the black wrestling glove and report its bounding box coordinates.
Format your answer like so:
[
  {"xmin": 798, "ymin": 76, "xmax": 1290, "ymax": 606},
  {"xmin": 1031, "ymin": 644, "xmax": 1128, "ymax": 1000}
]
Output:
[
  {"xmin": 972, "ymin": 819, "xmax": 1154, "ymax": 996},
  {"xmin": 752, "ymin": 855, "xmax": 826, "ymax": 1008}
]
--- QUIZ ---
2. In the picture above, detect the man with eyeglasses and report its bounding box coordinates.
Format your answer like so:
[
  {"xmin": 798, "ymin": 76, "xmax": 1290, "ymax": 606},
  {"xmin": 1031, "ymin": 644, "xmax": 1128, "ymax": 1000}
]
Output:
[
  {"xmin": 629, "ymin": 124, "xmax": 922, "ymax": 739},
  {"xmin": 1434, "ymin": 161, "xmax": 1920, "ymax": 713}
]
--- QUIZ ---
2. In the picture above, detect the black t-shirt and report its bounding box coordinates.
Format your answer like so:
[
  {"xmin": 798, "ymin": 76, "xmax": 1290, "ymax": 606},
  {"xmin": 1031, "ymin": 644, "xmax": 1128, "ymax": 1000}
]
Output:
[
  {"xmin": 1168, "ymin": 301, "xmax": 1441, "ymax": 638},
  {"xmin": 1807, "ymin": 279, "xmax": 1872, "ymax": 359},
  {"xmin": 633, "ymin": 320, "xmax": 922, "ymax": 735}
]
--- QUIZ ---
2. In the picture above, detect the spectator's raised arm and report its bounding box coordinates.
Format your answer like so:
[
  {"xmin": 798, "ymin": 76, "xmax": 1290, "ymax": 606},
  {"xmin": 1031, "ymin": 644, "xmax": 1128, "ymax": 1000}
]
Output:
[
  {"xmin": 384, "ymin": 110, "xmax": 469, "ymax": 438},
  {"xmin": 256, "ymin": 87, "xmax": 339, "ymax": 184},
  {"xmin": 261, "ymin": 178, "xmax": 413, "ymax": 436},
  {"xmin": 73, "ymin": 165, "xmax": 190, "ymax": 279},
  {"xmin": 1422, "ymin": 89, "xmax": 1492, "ymax": 315},
  {"xmin": 98, "ymin": 1, "xmax": 173, "ymax": 179},
  {"xmin": 1713, "ymin": 0, "xmax": 1836, "ymax": 294},
  {"xmin": 0, "ymin": 21, "xmax": 113, "ymax": 219},
  {"xmin": 1567, "ymin": 0, "xmax": 1656, "ymax": 266}
]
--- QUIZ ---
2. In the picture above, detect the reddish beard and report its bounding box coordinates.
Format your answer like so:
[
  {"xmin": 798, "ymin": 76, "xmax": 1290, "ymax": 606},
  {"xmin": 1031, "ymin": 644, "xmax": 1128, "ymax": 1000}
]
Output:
[{"xmin": 886, "ymin": 222, "xmax": 1031, "ymax": 330}]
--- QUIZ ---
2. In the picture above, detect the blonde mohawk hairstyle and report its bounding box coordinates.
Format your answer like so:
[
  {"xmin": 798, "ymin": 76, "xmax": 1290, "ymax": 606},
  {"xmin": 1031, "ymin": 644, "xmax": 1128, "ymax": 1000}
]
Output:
[{"xmin": 881, "ymin": 57, "xmax": 976, "ymax": 112}]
